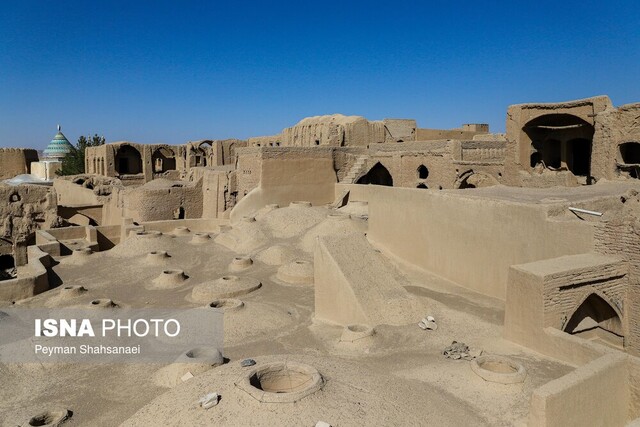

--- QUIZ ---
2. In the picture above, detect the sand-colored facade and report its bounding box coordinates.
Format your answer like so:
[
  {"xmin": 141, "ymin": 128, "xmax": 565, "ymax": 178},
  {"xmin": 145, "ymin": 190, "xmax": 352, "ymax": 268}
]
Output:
[
  {"xmin": 246, "ymin": 114, "xmax": 489, "ymax": 147},
  {"xmin": 2, "ymin": 95, "xmax": 640, "ymax": 425}
]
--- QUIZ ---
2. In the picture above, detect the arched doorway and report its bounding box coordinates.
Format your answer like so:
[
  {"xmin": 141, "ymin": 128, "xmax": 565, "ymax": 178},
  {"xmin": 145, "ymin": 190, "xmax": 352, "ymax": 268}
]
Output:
[
  {"xmin": 115, "ymin": 145, "xmax": 143, "ymax": 175},
  {"xmin": 356, "ymin": 162, "xmax": 393, "ymax": 186},
  {"xmin": 564, "ymin": 293, "xmax": 623, "ymax": 348},
  {"xmin": 152, "ymin": 147, "xmax": 177, "ymax": 173},
  {"xmin": 190, "ymin": 142, "xmax": 211, "ymax": 167},
  {"xmin": 524, "ymin": 114, "xmax": 594, "ymax": 179}
]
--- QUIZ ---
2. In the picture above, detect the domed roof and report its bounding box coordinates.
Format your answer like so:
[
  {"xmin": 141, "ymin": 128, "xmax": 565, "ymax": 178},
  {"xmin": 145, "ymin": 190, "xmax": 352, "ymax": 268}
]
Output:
[{"xmin": 43, "ymin": 125, "xmax": 73, "ymax": 159}]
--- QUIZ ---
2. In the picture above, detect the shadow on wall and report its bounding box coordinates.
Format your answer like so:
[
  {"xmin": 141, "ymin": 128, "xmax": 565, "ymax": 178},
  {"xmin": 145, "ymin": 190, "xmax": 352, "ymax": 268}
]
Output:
[
  {"xmin": 454, "ymin": 170, "xmax": 499, "ymax": 189},
  {"xmin": 564, "ymin": 293, "xmax": 623, "ymax": 348}
]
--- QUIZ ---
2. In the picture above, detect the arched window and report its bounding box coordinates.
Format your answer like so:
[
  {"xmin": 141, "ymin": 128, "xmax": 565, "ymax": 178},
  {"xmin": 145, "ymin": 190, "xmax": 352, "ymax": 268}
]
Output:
[{"xmin": 417, "ymin": 165, "xmax": 429, "ymax": 180}]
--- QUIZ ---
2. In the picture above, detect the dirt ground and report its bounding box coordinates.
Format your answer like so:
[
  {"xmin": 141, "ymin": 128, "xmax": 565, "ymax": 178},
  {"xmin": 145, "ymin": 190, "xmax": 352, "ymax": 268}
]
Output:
[{"xmin": 1, "ymin": 205, "xmax": 574, "ymax": 426}]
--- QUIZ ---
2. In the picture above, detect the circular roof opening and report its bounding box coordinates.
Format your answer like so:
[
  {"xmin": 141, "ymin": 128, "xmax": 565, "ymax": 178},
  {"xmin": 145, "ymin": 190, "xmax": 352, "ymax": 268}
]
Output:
[
  {"xmin": 28, "ymin": 409, "xmax": 72, "ymax": 426},
  {"xmin": 471, "ymin": 355, "xmax": 526, "ymax": 384},
  {"xmin": 340, "ymin": 324, "xmax": 375, "ymax": 343},
  {"xmin": 236, "ymin": 362, "xmax": 323, "ymax": 403},
  {"xmin": 208, "ymin": 298, "xmax": 244, "ymax": 312}
]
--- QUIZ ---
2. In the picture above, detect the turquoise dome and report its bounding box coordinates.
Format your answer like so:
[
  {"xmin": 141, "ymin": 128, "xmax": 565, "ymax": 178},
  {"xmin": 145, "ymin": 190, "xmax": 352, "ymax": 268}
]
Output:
[{"xmin": 43, "ymin": 126, "xmax": 73, "ymax": 159}]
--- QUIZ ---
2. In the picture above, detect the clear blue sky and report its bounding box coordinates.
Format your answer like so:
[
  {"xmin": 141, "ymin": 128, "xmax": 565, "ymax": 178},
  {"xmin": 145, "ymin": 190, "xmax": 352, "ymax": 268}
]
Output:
[{"xmin": 1, "ymin": 1, "xmax": 639, "ymax": 149}]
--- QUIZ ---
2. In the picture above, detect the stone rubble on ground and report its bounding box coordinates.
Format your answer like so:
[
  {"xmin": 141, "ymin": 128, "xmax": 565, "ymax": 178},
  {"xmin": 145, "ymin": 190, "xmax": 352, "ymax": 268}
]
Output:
[
  {"xmin": 241, "ymin": 358, "xmax": 256, "ymax": 367},
  {"xmin": 199, "ymin": 392, "xmax": 219, "ymax": 409},
  {"xmin": 443, "ymin": 341, "xmax": 483, "ymax": 360},
  {"xmin": 418, "ymin": 314, "xmax": 437, "ymax": 330}
]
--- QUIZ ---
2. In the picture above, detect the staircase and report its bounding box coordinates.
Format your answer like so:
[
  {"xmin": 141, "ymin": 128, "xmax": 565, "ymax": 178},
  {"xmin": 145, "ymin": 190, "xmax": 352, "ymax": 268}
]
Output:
[{"xmin": 342, "ymin": 155, "xmax": 368, "ymax": 183}]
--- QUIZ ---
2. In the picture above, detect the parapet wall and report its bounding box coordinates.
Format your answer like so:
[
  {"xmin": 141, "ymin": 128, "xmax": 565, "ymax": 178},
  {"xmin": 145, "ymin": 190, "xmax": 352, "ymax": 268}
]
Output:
[
  {"xmin": 592, "ymin": 102, "xmax": 640, "ymax": 181},
  {"xmin": 504, "ymin": 95, "xmax": 614, "ymax": 187},
  {"xmin": 281, "ymin": 114, "xmax": 384, "ymax": 147},
  {"xmin": 364, "ymin": 140, "xmax": 505, "ymax": 189},
  {"xmin": 416, "ymin": 127, "xmax": 489, "ymax": 141},
  {"xmin": 0, "ymin": 148, "xmax": 38, "ymax": 179},
  {"xmin": 118, "ymin": 178, "xmax": 204, "ymax": 222},
  {"xmin": 0, "ymin": 246, "xmax": 50, "ymax": 301},
  {"xmin": 0, "ymin": 183, "xmax": 59, "ymax": 261},
  {"xmin": 529, "ymin": 352, "xmax": 631, "ymax": 426},
  {"xmin": 231, "ymin": 147, "xmax": 337, "ymax": 220},
  {"xmin": 366, "ymin": 186, "xmax": 593, "ymax": 299}
]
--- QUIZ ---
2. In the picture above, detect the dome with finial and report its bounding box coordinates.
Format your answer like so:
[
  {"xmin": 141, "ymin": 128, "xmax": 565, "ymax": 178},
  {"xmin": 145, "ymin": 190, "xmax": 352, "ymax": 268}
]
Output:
[{"xmin": 43, "ymin": 125, "xmax": 73, "ymax": 160}]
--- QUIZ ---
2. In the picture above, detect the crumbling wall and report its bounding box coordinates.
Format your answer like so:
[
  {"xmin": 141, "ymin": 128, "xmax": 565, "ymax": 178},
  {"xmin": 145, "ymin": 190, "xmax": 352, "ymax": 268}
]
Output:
[
  {"xmin": 0, "ymin": 184, "xmax": 60, "ymax": 265},
  {"xmin": 504, "ymin": 96, "xmax": 612, "ymax": 187},
  {"xmin": 473, "ymin": 133, "xmax": 506, "ymax": 141},
  {"xmin": 592, "ymin": 103, "xmax": 640, "ymax": 180},
  {"xmin": 0, "ymin": 246, "xmax": 51, "ymax": 301},
  {"xmin": 363, "ymin": 140, "xmax": 504, "ymax": 190},
  {"xmin": 416, "ymin": 124, "xmax": 489, "ymax": 141},
  {"xmin": 54, "ymin": 175, "xmax": 122, "ymax": 205},
  {"xmin": 458, "ymin": 140, "xmax": 506, "ymax": 163},
  {"xmin": 247, "ymin": 135, "xmax": 283, "ymax": 147},
  {"xmin": 86, "ymin": 142, "xmax": 160, "ymax": 184},
  {"xmin": 218, "ymin": 139, "xmax": 245, "ymax": 166},
  {"xmin": 185, "ymin": 139, "xmax": 244, "ymax": 169},
  {"xmin": 121, "ymin": 178, "xmax": 203, "ymax": 222},
  {"xmin": 383, "ymin": 119, "xmax": 416, "ymax": 142},
  {"xmin": 281, "ymin": 114, "xmax": 384, "ymax": 147},
  {"xmin": 149, "ymin": 144, "xmax": 182, "ymax": 179},
  {"xmin": 200, "ymin": 169, "xmax": 234, "ymax": 218},
  {"xmin": 333, "ymin": 148, "xmax": 368, "ymax": 182},
  {"xmin": 231, "ymin": 147, "xmax": 337, "ymax": 220},
  {"xmin": 0, "ymin": 148, "xmax": 38, "ymax": 179},
  {"xmin": 53, "ymin": 175, "xmax": 124, "ymax": 226}
]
